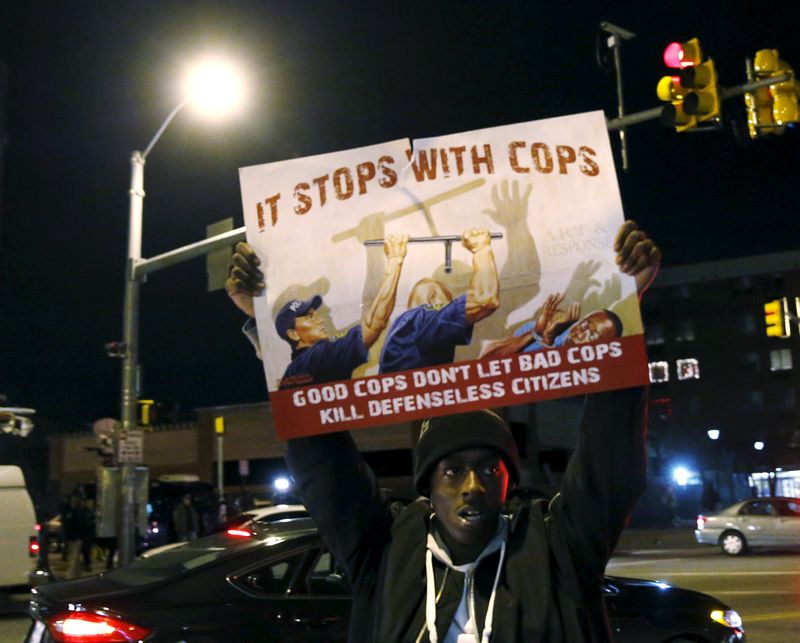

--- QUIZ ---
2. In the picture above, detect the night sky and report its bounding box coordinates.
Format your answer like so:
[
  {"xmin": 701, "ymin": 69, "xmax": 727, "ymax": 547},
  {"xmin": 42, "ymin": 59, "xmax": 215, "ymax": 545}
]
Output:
[{"xmin": 1, "ymin": 1, "xmax": 798, "ymax": 428}]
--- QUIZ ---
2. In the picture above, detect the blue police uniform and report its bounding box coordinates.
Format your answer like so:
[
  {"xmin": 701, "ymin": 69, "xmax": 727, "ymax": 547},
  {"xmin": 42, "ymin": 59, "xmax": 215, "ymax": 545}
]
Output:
[
  {"xmin": 379, "ymin": 294, "xmax": 472, "ymax": 373},
  {"xmin": 279, "ymin": 326, "xmax": 368, "ymax": 389}
]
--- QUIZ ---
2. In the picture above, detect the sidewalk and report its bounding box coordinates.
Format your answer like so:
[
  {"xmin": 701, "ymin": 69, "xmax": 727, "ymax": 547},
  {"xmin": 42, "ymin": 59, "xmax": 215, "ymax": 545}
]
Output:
[{"xmin": 38, "ymin": 549, "xmax": 110, "ymax": 583}]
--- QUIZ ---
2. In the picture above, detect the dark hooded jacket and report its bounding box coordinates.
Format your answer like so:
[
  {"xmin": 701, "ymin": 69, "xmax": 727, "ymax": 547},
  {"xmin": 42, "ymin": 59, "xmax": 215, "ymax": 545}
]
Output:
[{"xmin": 285, "ymin": 386, "xmax": 647, "ymax": 642}]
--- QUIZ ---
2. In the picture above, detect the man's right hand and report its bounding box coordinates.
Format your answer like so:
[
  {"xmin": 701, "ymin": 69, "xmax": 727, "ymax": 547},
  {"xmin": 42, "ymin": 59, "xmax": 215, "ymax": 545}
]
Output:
[
  {"xmin": 383, "ymin": 233, "xmax": 409, "ymax": 261},
  {"xmin": 225, "ymin": 242, "xmax": 265, "ymax": 318}
]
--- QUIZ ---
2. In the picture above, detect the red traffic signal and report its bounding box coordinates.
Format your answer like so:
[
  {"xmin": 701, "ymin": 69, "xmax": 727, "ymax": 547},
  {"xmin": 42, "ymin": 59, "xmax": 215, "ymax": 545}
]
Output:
[{"xmin": 663, "ymin": 40, "xmax": 702, "ymax": 69}]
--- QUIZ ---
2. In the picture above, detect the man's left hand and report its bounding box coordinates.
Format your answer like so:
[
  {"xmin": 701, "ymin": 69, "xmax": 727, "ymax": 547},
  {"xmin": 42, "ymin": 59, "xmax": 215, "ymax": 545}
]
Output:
[{"xmin": 462, "ymin": 228, "xmax": 492, "ymax": 253}]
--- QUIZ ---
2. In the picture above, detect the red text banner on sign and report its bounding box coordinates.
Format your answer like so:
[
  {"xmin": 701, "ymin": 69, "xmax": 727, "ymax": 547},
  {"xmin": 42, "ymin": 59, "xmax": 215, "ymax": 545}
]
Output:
[{"xmin": 271, "ymin": 335, "xmax": 648, "ymax": 440}]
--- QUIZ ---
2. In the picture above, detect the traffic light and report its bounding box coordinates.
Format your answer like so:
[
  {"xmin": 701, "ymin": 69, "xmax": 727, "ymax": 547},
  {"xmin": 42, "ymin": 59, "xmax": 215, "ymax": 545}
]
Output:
[
  {"xmin": 657, "ymin": 38, "xmax": 720, "ymax": 132},
  {"xmin": 138, "ymin": 399, "xmax": 155, "ymax": 428},
  {"xmin": 763, "ymin": 298, "xmax": 790, "ymax": 338},
  {"xmin": 214, "ymin": 416, "xmax": 225, "ymax": 436},
  {"xmin": 745, "ymin": 49, "xmax": 799, "ymax": 138}
]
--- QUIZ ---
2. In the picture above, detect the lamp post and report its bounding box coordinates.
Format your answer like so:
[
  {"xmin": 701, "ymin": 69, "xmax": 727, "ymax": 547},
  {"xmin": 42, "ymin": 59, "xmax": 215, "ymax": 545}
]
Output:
[{"xmin": 118, "ymin": 59, "xmax": 244, "ymax": 564}]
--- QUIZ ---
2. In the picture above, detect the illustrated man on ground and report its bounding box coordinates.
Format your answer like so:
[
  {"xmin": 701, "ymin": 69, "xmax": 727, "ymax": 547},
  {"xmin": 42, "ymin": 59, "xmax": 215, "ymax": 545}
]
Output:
[
  {"xmin": 378, "ymin": 227, "xmax": 500, "ymax": 374},
  {"xmin": 480, "ymin": 221, "xmax": 659, "ymax": 359},
  {"xmin": 227, "ymin": 233, "xmax": 409, "ymax": 389},
  {"xmin": 226, "ymin": 220, "xmax": 661, "ymax": 642}
]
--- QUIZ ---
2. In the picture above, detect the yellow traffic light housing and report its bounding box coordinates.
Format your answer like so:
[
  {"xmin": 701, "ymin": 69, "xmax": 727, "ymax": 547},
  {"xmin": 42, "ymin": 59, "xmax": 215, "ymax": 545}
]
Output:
[
  {"xmin": 764, "ymin": 298, "xmax": 790, "ymax": 338},
  {"xmin": 658, "ymin": 38, "xmax": 720, "ymax": 132},
  {"xmin": 138, "ymin": 399, "xmax": 155, "ymax": 428},
  {"xmin": 745, "ymin": 49, "xmax": 799, "ymax": 138}
]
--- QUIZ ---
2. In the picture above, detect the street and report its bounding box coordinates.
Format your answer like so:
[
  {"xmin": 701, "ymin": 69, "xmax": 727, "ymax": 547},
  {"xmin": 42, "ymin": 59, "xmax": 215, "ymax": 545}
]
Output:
[
  {"xmin": 609, "ymin": 529, "xmax": 800, "ymax": 642},
  {"xmin": 0, "ymin": 530, "xmax": 798, "ymax": 642}
]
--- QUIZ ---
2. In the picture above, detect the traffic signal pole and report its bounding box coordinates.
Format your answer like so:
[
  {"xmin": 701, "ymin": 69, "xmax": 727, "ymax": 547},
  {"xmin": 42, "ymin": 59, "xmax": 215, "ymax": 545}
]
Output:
[{"xmin": 608, "ymin": 72, "xmax": 791, "ymax": 131}]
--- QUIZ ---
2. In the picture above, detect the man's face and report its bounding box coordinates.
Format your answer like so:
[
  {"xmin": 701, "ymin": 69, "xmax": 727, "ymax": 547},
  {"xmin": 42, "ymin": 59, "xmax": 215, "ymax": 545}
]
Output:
[
  {"xmin": 565, "ymin": 311, "xmax": 618, "ymax": 346},
  {"xmin": 288, "ymin": 309, "xmax": 328, "ymax": 347},
  {"xmin": 430, "ymin": 448, "xmax": 509, "ymax": 561}
]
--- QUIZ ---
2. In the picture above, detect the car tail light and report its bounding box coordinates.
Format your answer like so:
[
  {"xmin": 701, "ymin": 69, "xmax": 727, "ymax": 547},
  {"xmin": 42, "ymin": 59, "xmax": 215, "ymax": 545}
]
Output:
[
  {"xmin": 48, "ymin": 612, "xmax": 151, "ymax": 643},
  {"xmin": 226, "ymin": 528, "xmax": 253, "ymax": 538},
  {"xmin": 696, "ymin": 515, "xmax": 706, "ymax": 530},
  {"xmin": 29, "ymin": 536, "xmax": 40, "ymax": 557}
]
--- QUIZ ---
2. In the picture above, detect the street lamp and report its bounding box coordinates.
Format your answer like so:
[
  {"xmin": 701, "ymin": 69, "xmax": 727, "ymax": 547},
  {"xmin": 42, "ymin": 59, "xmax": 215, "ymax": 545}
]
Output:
[
  {"xmin": 118, "ymin": 58, "xmax": 244, "ymax": 565},
  {"xmin": 707, "ymin": 428, "xmax": 720, "ymax": 441}
]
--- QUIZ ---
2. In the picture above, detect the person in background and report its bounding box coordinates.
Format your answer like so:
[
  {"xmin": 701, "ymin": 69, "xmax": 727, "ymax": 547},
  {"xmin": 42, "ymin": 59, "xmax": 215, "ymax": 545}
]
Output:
[
  {"xmin": 62, "ymin": 494, "xmax": 93, "ymax": 579},
  {"xmin": 172, "ymin": 493, "xmax": 199, "ymax": 542}
]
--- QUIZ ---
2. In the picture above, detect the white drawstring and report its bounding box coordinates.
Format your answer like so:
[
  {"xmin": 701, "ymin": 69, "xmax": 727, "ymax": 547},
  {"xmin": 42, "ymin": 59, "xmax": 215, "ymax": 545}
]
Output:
[
  {"xmin": 425, "ymin": 548, "xmax": 439, "ymax": 643},
  {"xmin": 480, "ymin": 540, "xmax": 506, "ymax": 643}
]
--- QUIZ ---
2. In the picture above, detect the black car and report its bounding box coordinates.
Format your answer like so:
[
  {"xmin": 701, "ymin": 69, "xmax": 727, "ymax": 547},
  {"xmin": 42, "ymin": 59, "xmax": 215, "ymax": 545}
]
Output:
[{"xmin": 25, "ymin": 518, "xmax": 744, "ymax": 643}]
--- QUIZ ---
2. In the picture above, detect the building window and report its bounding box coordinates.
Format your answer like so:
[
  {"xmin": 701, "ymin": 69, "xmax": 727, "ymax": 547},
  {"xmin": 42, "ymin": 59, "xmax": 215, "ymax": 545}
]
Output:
[
  {"xmin": 732, "ymin": 276, "xmax": 754, "ymax": 296},
  {"xmin": 671, "ymin": 284, "xmax": 691, "ymax": 301},
  {"xmin": 677, "ymin": 358, "xmax": 700, "ymax": 380},
  {"xmin": 763, "ymin": 273, "xmax": 784, "ymax": 294},
  {"xmin": 744, "ymin": 390, "xmax": 764, "ymax": 411},
  {"xmin": 645, "ymin": 325, "xmax": 665, "ymax": 346},
  {"xmin": 777, "ymin": 389, "xmax": 796, "ymax": 411},
  {"xmin": 674, "ymin": 320, "xmax": 696, "ymax": 342},
  {"xmin": 687, "ymin": 395, "xmax": 702, "ymax": 415},
  {"xmin": 649, "ymin": 361, "xmax": 669, "ymax": 384},
  {"xmin": 770, "ymin": 348, "xmax": 793, "ymax": 372},
  {"xmin": 735, "ymin": 313, "xmax": 757, "ymax": 336},
  {"xmin": 740, "ymin": 352, "xmax": 761, "ymax": 372}
]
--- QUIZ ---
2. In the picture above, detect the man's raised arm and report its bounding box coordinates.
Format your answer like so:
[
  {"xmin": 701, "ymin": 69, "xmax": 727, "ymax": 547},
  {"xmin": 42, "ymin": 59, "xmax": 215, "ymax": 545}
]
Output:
[
  {"xmin": 547, "ymin": 220, "xmax": 660, "ymax": 594},
  {"xmin": 463, "ymin": 227, "xmax": 500, "ymax": 324},
  {"xmin": 361, "ymin": 233, "xmax": 408, "ymax": 348}
]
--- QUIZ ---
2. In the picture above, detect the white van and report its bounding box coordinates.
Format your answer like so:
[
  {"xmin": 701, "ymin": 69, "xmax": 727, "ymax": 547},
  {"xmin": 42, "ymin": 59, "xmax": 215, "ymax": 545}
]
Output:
[{"xmin": 0, "ymin": 465, "xmax": 38, "ymax": 587}]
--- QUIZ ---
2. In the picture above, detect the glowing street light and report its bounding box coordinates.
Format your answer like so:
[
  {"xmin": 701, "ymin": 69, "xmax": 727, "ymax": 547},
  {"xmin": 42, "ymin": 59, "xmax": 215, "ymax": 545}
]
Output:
[
  {"xmin": 707, "ymin": 428, "xmax": 720, "ymax": 441},
  {"xmin": 274, "ymin": 477, "xmax": 291, "ymax": 492},
  {"xmin": 754, "ymin": 441, "xmax": 765, "ymax": 451},
  {"xmin": 184, "ymin": 58, "xmax": 246, "ymax": 119},
  {"xmin": 672, "ymin": 466, "xmax": 691, "ymax": 486},
  {"xmin": 118, "ymin": 57, "xmax": 246, "ymax": 565}
]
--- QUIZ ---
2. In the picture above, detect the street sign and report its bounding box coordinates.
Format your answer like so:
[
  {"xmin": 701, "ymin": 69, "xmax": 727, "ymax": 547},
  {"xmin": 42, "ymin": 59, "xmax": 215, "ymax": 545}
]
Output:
[{"xmin": 118, "ymin": 429, "xmax": 144, "ymax": 463}]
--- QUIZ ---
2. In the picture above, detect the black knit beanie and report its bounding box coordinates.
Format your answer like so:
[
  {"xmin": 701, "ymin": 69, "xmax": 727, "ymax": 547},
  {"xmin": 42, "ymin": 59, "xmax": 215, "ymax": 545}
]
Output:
[{"xmin": 413, "ymin": 409, "xmax": 521, "ymax": 496}]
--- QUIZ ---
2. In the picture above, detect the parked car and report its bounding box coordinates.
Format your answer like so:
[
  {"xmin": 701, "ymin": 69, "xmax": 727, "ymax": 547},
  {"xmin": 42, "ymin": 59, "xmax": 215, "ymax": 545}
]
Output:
[
  {"xmin": 140, "ymin": 504, "xmax": 308, "ymax": 557},
  {"xmin": 695, "ymin": 496, "xmax": 800, "ymax": 555},
  {"xmin": 25, "ymin": 518, "xmax": 744, "ymax": 642}
]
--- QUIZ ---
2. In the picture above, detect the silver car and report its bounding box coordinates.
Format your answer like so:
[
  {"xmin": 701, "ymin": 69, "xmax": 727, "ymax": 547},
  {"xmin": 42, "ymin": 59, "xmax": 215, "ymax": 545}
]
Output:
[{"xmin": 695, "ymin": 496, "xmax": 800, "ymax": 555}]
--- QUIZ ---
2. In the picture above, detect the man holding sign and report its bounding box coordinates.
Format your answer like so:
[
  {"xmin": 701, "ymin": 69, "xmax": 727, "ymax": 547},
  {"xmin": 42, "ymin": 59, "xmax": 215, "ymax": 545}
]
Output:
[{"xmin": 226, "ymin": 220, "xmax": 659, "ymax": 642}]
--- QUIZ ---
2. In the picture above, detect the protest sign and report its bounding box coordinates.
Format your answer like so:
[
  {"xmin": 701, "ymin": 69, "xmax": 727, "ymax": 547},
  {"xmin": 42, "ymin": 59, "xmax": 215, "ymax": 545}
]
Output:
[{"xmin": 240, "ymin": 111, "xmax": 649, "ymax": 439}]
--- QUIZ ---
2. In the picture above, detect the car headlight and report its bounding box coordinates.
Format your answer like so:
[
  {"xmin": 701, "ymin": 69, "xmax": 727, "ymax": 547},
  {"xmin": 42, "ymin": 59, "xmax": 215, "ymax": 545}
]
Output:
[{"xmin": 710, "ymin": 609, "xmax": 743, "ymax": 628}]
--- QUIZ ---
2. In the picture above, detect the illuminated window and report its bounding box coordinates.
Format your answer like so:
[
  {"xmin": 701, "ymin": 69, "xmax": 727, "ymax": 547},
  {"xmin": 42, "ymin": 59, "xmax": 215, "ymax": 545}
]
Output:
[
  {"xmin": 677, "ymin": 358, "xmax": 700, "ymax": 380},
  {"xmin": 649, "ymin": 361, "xmax": 669, "ymax": 383},
  {"xmin": 770, "ymin": 349, "xmax": 793, "ymax": 372}
]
